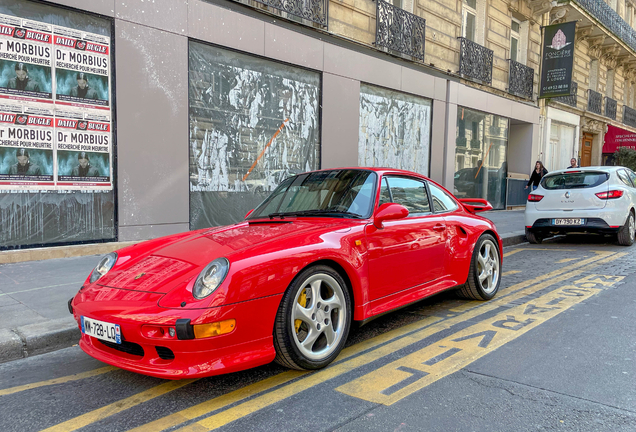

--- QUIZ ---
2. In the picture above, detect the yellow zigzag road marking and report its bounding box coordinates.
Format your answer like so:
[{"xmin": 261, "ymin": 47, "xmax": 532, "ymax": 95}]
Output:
[
  {"xmin": 130, "ymin": 251, "xmax": 620, "ymax": 432},
  {"xmin": 41, "ymin": 379, "xmax": 197, "ymax": 432},
  {"xmin": 0, "ymin": 366, "xmax": 116, "ymax": 397}
]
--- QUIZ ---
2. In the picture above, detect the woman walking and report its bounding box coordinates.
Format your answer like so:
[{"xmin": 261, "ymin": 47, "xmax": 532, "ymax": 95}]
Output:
[{"xmin": 525, "ymin": 161, "xmax": 548, "ymax": 191}]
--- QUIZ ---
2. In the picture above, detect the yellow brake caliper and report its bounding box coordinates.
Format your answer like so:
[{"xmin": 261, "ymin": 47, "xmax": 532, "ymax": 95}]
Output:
[{"xmin": 295, "ymin": 289, "xmax": 307, "ymax": 333}]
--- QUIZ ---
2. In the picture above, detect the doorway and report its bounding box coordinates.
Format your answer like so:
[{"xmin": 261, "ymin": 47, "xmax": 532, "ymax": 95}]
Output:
[{"xmin": 581, "ymin": 133, "xmax": 593, "ymax": 166}]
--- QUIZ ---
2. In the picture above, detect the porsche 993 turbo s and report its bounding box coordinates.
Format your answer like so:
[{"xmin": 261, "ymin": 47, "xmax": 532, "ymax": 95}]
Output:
[{"xmin": 69, "ymin": 168, "xmax": 503, "ymax": 379}]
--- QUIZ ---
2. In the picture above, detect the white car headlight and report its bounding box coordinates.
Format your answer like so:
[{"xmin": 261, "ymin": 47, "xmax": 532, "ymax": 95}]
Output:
[
  {"xmin": 193, "ymin": 258, "xmax": 230, "ymax": 299},
  {"xmin": 89, "ymin": 252, "xmax": 117, "ymax": 283}
]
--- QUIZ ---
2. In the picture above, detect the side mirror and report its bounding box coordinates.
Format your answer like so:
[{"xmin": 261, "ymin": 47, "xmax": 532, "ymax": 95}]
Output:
[
  {"xmin": 244, "ymin": 209, "xmax": 254, "ymax": 219},
  {"xmin": 458, "ymin": 198, "xmax": 493, "ymax": 214},
  {"xmin": 373, "ymin": 203, "xmax": 409, "ymax": 229}
]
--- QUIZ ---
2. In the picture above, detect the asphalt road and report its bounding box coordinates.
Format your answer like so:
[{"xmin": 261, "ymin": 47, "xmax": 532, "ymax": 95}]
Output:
[{"xmin": 1, "ymin": 236, "xmax": 636, "ymax": 432}]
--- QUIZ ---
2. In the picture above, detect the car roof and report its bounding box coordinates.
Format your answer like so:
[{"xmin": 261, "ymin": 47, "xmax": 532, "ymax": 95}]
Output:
[
  {"xmin": 546, "ymin": 166, "xmax": 629, "ymax": 175},
  {"xmin": 308, "ymin": 167, "xmax": 431, "ymax": 178}
]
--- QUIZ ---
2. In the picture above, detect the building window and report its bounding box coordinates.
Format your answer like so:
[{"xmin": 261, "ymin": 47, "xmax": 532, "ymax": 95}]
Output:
[
  {"xmin": 589, "ymin": 60, "xmax": 599, "ymax": 92},
  {"xmin": 359, "ymin": 84, "xmax": 432, "ymax": 176},
  {"xmin": 454, "ymin": 107, "xmax": 508, "ymax": 210},
  {"xmin": 510, "ymin": 19, "xmax": 520, "ymax": 63},
  {"xmin": 188, "ymin": 41, "xmax": 321, "ymax": 229},
  {"xmin": 462, "ymin": 0, "xmax": 477, "ymax": 42},
  {"xmin": 607, "ymin": 69, "xmax": 615, "ymax": 97}
]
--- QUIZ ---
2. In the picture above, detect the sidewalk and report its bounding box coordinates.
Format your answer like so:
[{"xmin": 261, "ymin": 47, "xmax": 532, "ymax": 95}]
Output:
[{"xmin": 0, "ymin": 209, "xmax": 528, "ymax": 363}]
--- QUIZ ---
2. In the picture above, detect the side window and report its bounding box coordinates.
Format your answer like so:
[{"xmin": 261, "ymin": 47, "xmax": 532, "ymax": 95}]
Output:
[
  {"xmin": 378, "ymin": 177, "xmax": 392, "ymax": 206},
  {"xmin": 627, "ymin": 170, "xmax": 636, "ymax": 187},
  {"xmin": 386, "ymin": 177, "xmax": 431, "ymax": 216},
  {"xmin": 617, "ymin": 169, "xmax": 632, "ymax": 187},
  {"xmin": 429, "ymin": 182, "xmax": 459, "ymax": 213}
]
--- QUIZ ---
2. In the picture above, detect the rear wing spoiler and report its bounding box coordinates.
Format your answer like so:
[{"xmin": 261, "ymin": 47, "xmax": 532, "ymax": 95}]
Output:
[{"xmin": 458, "ymin": 198, "xmax": 493, "ymax": 214}]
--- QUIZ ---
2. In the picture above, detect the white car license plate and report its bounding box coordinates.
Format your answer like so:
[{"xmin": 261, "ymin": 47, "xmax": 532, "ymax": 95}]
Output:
[
  {"xmin": 553, "ymin": 218, "xmax": 584, "ymax": 226},
  {"xmin": 81, "ymin": 316, "xmax": 121, "ymax": 344}
]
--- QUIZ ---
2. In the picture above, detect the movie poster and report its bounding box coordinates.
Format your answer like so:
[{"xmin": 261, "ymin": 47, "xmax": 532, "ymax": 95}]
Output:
[
  {"xmin": 0, "ymin": 110, "xmax": 54, "ymax": 186},
  {"xmin": 0, "ymin": 14, "xmax": 53, "ymax": 103},
  {"xmin": 0, "ymin": 12, "xmax": 112, "ymax": 191}
]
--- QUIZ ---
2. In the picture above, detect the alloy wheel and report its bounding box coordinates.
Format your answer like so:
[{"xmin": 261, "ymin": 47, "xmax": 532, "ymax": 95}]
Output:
[
  {"xmin": 477, "ymin": 239, "xmax": 500, "ymax": 295},
  {"xmin": 291, "ymin": 273, "xmax": 347, "ymax": 361}
]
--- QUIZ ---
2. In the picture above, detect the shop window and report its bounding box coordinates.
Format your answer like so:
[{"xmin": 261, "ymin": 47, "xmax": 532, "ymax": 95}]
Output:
[
  {"xmin": 0, "ymin": 1, "xmax": 115, "ymax": 250},
  {"xmin": 359, "ymin": 84, "xmax": 432, "ymax": 176},
  {"xmin": 188, "ymin": 41, "xmax": 321, "ymax": 229},
  {"xmin": 454, "ymin": 107, "xmax": 508, "ymax": 210}
]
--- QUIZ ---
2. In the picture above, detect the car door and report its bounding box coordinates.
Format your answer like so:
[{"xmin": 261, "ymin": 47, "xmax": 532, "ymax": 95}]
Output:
[
  {"xmin": 427, "ymin": 181, "xmax": 461, "ymax": 276},
  {"xmin": 366, "ymin": 176, "xmax": 447, "ymax": 301}
]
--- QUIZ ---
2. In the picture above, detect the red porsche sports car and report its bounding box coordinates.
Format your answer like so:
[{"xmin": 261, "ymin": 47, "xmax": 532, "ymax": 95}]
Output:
[{"xmin": 70, "ymin": 168, "xmax": 502, "ymax": 379}]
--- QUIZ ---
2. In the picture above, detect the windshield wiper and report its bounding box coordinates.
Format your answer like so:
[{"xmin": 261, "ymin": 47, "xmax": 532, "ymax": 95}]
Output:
[{"xmin": 268, "ymin": 210, "xmax": 364, "ymax": 219}]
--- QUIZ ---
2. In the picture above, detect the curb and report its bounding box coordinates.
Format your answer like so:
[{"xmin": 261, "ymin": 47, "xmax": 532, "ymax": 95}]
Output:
[
  {"xmin": 0, "ymin": 318, "xmax": 79, "ymax": 364},
  {"xmin": 0, "ymin": 241, "xmax": 138, "ymax": 265},
  {"xmin": 0, "ymin": 233, "xmax": 528, "ymax": 365}
]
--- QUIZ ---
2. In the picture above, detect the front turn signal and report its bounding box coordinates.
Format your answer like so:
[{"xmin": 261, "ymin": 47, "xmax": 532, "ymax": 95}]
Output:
[{"xmin": 193, "ymin": 319, "xmax": 236, "ymax": 339}]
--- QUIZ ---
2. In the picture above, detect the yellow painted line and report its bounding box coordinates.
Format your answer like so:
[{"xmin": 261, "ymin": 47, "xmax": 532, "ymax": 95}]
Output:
[
  {"xmin": 157, "ymin": 252, "xmax": 622, "ymax": 432},
  {"xmin": 0, "ymin": 366, "xmax": 116, "ymax": 397},
  {"xmin": 557, "ymin": 258, "xmax": 578, "ymax": 263},
  {"xmin": 127, "ymin": 372, "xmax": 305, "ymax": 432},
  {"xmin": 337, "ymin": 273, "xmax": 624, "ymax": 405},
  {"xmin": 503, "ymin": 270, "xmax": 521, "ymax": 276},
  {"xmin": 503, "ymin": 249, "xmax": 523, "ymax": 257},
  {"xmin": 41, "ymin": 379, "xmax": 197, "ymax": 432}
]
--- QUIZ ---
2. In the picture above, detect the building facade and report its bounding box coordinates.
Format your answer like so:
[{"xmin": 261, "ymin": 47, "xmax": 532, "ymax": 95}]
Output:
[{"xmin": 2, "ymin": 0, "xmax": 599, "ymax": 250}]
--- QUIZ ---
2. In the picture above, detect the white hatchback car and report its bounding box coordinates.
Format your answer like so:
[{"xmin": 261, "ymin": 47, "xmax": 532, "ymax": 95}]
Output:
[{"xmin": 524, "ymin": 166, "xmax": 636, "ymax": 245}]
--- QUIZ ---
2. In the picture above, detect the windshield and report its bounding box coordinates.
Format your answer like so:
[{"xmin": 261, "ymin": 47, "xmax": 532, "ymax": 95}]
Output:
[
  {"xmin": 541, "ymin": 171, "xmax": 609, "ymax": 190},
  {"xmin": 247, "ymin": 170, "xmax": 377, "ymax": 219}
]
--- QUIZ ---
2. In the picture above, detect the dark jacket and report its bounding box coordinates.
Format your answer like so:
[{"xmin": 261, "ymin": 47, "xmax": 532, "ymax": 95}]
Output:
[{"xmin": 527, "ymin": 168, "xmax": 548, "ymax": 187}]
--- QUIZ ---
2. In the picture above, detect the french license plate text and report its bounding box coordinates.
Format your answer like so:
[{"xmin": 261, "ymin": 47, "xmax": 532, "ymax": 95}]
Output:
[
  {"xmin": 81, "ymin": 316, "xmax": 121, "ymax": 344},
  {"xmin": 553, "ymin": 218, "xmax": 583, "ymax": 226}
]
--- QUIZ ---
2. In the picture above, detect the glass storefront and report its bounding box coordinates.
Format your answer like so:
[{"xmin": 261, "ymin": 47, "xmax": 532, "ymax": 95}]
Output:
[
  {"xmin": 188, "ymin": 42, "xmax": 321, "ymax": 229},
  {"xmin": 454, "ymin": 107, "xmax": 508, "ymax": 209},
  {"xmin": 358, "ymin": 84, "xmax": 432, "ymax": 175}
]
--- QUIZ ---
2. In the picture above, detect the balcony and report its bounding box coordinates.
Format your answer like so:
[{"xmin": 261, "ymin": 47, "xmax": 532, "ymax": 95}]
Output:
[
  {"xmin": 605, "ymin": 97, "xmax": 617, "ymax": 120},
  {"xmin": 375, "ymin": 0, "xmax": 426, "ymax": 61},
  {"xmin": 575, "ymin": 0, "xmax": 636, "ymax": 51},
  {"xmin": 587, "ymin": 89, "xmax": 602, "ymax": 115},
  {"xmin": 458, "ymin": 37, "xmax": 493, "ymax": 84},
  {"xmin": 239, "ymin": 0, "xmax": 327, "ymax": 27},
  {"xmin": 624, "ymin": 106, "xmax": 636, "ymax": 128},
  {"xmin": 553, "ymin": 81, "xmax": 578, "ymax": 107},
  {"xmin": 507, "ymin": 60, "xmax": 534, "ymax": 100}
]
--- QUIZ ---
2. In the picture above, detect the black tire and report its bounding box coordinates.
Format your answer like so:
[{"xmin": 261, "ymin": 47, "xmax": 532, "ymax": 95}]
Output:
[
  {"xmin": 273, "ymin": 265, "xmax": 351, "ymax": 370},
  {"xmin": 617, "ymin": 210, "xmax": 635, "ymax": 246},
  {"xmin": 458, "ymin": 234, "xmax": 501, "ymax": 300},
  {"xmin": 525, "ymin": 228, "xmax": 543, "ymax": 244}
]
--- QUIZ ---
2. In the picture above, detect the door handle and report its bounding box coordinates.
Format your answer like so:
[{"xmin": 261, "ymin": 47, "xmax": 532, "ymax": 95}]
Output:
[{"xmin": 433, "ymin": 224, "xmax": 446, "ymax": 231}]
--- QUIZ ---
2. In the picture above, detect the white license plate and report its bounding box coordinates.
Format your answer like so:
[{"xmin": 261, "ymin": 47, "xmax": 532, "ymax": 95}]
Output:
[
  {"xmin": 553, "ymin": 218, "xmax": 584, "ymax": 226},
  {"xmin": 81, "ymin": 316, "xmax": 121, "ymax": 344}
]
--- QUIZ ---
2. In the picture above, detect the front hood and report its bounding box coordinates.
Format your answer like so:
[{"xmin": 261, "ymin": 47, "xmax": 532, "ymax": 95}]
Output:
[{"xmin": 97, "ymin": 220, "xmax": 343, "ymax": 292}]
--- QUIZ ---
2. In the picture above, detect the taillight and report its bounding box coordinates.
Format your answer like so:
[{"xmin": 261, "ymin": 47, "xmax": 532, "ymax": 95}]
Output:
[
  {"xmin": 595, "ymin": 190, "xmax": 623, "ymax": 199},
  {"xmin": 528, "ymin": 194, "xmax": 543, "ymax": 202}
]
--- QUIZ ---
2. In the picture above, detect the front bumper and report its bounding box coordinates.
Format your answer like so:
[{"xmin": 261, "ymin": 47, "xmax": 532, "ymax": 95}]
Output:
[{"xmin": 71, "ymin": 286, "xmax": 281, "ymax": 379}]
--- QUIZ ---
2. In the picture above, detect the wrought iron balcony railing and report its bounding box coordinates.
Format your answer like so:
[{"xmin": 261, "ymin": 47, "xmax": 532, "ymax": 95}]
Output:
[
  {"xmin": 576, "ymin": 0, "xmax": 636, "ymax": 52},
  {"xmin": 375, "ymin": 0, "xmax": 426, "ymax": 61},
  {"xmin": 587, "ymin": 89, "xmax": 602, "ymax": 115},
  {"xmin": 243, "ymin": 0, "xmax": 327, "ymax": 26},
  {"xmin": 507, "ymin": 60, "xmax": 534, "ymax": 99},
  {"xmin": 458, "ymin": 37, "xmax": 493, "ymax": 84},
  {"xmin": 624, "ymin": 106, "xmax": 636, "ymax": 128},
  {"xmin": 605, "ymin": 97, "xmax": 617, "ymax": 120},
  {"xmin": 553, "ymin": 81, "xmax": 578, "ymax": 107}
]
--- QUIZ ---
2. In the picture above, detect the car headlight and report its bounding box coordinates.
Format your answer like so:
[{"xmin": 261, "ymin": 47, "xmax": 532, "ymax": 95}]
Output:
[
  {"xmin": 193, "ymin": 258, "xmax": 230, "ymax": 299},
  {"xmin": 89, "ymin": 252, "xmax": 117, "ymax": 283}
]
